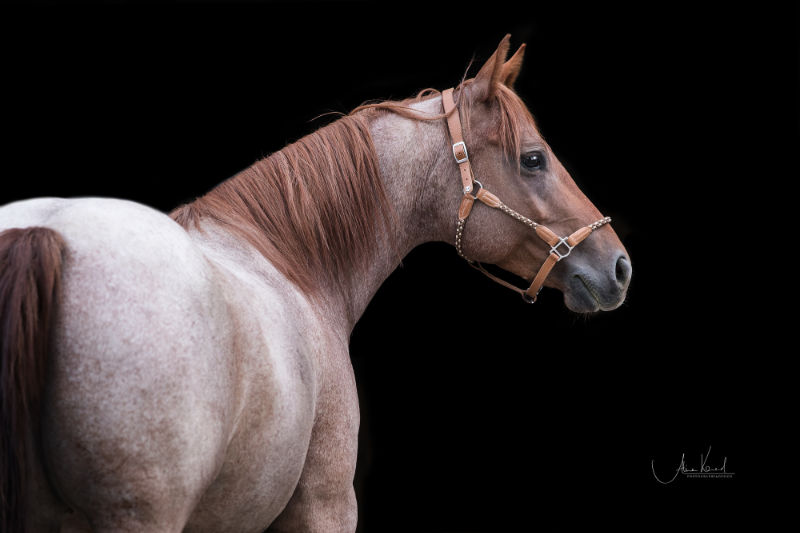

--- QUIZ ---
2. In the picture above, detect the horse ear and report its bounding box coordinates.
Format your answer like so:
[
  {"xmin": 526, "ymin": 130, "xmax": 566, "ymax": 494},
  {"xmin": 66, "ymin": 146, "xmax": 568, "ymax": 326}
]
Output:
[
  {"xmin": 500, "ymin": 43, "xmax": 526, "ymax": 88},
  {"xmin": 472, "ymin": 34, "xmax": 511, "ymax": 101}
]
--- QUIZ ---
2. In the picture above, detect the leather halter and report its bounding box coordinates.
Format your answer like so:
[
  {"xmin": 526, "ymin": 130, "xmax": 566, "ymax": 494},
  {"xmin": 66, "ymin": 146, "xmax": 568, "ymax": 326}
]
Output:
[{"xmin": 442, "ymin": 87, "xmax": 611, "ymax": 303}]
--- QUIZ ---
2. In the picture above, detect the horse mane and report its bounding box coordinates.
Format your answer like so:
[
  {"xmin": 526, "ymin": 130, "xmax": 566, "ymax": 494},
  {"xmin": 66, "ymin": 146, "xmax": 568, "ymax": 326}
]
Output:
[
  {"xmin": 170, "ymin": 79, "xmax": 536, "ymax": 296},
  {"xmin": 170, "ymin": 112, "xmax": 391, "ymax": 296}
]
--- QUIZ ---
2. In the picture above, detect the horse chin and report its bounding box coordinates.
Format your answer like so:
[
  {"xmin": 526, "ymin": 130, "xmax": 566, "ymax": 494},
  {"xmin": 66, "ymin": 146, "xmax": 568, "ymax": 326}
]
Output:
[
  {"xmin": 562, "ymin": 274, "xmax": 624, "ymax": 313},
  {"xmin": 563, "ymin": 281, "xmax": 602, "ymax": 314}
]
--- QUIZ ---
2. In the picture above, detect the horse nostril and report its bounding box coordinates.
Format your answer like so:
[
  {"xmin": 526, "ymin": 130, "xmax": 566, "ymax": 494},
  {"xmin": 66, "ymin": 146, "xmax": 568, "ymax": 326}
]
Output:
[{"xmin": 615, "ymin": 254, "xmax": 632, "ymax": 287}]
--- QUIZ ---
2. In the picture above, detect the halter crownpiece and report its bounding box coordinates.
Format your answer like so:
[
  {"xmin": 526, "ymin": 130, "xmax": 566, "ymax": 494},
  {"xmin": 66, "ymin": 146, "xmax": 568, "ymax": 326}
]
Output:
[{"xmin": 442, "ymin": 87, "xmax": 612, "ymax": 303}]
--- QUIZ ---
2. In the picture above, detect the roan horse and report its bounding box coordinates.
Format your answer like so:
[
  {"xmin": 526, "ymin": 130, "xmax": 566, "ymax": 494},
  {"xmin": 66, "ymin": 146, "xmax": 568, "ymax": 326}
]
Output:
[{"xmin": 0, "ymin": 35, "xmax": 630, "ymax": 532}]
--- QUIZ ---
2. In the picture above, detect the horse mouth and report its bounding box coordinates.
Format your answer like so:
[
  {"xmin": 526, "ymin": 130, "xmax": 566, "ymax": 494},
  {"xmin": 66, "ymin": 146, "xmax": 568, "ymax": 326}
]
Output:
[
  {"xmin": 578, "ymin": 275, "xmax": 603, "ymax": 303},
  {"xmin": 570, "ymin": 274, "xmax": 624, "ymax": 313},
  {"xmin": 566, "ymin": 274, "xmax": 602, "ymax": 313}
]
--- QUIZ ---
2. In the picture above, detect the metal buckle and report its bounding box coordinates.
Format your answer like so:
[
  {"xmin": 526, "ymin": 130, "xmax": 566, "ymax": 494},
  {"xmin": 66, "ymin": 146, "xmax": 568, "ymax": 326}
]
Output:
[
  {"xmin": 452, "ymin": 141, "xmax": 469, "ymax": 163},
  {"xmin": 550, "ymin": 237, "xmax": 574, "ymax": 260}
]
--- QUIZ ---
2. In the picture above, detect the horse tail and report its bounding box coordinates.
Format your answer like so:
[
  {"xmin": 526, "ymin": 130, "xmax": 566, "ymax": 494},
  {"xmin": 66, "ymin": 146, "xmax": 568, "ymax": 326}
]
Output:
[{"xmin": 0, "ymin": 227, "xmax": 66, "ymax": 533}]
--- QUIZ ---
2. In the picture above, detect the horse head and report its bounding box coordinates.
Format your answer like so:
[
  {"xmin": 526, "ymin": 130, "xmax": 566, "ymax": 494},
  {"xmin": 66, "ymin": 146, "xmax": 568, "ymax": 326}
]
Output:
[{"xmin": 444, "ymin": 35, "xmax": 631, "ymax": 312}]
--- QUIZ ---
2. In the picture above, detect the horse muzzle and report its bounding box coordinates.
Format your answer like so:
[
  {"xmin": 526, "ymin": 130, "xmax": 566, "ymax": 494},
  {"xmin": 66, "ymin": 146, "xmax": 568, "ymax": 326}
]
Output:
[{"xmin": 563, "ymin": 252, "xmax": 631, "ymax": 313}]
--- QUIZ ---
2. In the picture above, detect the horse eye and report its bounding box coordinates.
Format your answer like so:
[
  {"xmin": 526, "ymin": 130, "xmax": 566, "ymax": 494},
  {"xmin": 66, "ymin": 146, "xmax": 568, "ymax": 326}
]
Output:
[{"xmin": 521, "ymin": 152, "xmax": 545, "ymax": 172}]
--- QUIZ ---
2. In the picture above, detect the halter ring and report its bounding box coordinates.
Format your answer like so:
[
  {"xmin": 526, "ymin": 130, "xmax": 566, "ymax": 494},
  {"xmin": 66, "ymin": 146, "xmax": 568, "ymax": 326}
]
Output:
[
  {"xmin": 469, "ymin": 179, "xmax": 483, "ymax": 199},
  {"xmin": 521, "ymin": 292, "xmax": 538, "ymax": 304}
]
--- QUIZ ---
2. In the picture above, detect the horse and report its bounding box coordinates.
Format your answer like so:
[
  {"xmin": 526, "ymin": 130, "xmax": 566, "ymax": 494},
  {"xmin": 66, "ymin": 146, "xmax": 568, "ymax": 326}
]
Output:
[{"xmin": 0, "ymin": 35, "xmax": 631, "ymax": 532}]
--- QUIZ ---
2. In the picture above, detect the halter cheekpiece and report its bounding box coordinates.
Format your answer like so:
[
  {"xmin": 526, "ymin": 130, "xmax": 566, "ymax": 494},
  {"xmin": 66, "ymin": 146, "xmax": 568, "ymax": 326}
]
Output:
[{"xmin": 442, "ymin": 87, "xmax": 611, "ymax": 303}]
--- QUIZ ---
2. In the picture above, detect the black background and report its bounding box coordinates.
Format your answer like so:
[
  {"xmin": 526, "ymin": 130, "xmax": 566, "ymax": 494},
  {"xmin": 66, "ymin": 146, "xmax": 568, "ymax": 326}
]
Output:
[{"xmin": 2, "ymin": 1, "xmax": 796, "ymax": 531}]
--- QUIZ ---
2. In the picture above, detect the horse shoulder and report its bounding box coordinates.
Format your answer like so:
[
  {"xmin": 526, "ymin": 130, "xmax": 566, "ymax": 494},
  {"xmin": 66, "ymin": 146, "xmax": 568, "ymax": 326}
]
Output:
[{"xmin": 174, "ymin": 222, "xmax": 329, "ymax": 530}]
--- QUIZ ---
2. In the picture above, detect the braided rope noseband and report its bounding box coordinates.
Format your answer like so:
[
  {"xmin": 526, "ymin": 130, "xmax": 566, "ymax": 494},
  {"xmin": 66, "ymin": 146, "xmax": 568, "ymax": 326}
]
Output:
[{"xmin": 442, "ymin": 88, "xmax": 611, "ymax": 303}]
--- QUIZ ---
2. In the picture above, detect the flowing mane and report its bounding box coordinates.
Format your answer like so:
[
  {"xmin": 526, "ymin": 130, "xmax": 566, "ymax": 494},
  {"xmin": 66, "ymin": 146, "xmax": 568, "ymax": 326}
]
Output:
[
  {"xmin": 170, "ymin": 113, "xmax": 392, "ymax": 295},
  {"xmin": 170, "ymin": 81, "xmax": 536, "ymax": 296}
]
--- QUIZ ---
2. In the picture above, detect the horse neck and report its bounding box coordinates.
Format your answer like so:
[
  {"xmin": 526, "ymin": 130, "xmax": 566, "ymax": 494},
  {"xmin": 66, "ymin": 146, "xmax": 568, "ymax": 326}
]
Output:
[
  {"xmin": 179, "ymin": 96, "xmax": 454, "ymax": 335},
  {"xmin": 332, "ymin": 96, "xmax": 453, "ymax": 330}
]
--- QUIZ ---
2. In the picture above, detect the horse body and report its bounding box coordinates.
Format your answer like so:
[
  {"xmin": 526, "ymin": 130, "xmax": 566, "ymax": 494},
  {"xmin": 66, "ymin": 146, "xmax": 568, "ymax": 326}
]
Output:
[
  {"xmin": 1, "ymin": 36, "xmax": 631, "ymax": 532},
  {"xmin": 0, "ymin": 197, "xmax": 347, "ymax": 531}
]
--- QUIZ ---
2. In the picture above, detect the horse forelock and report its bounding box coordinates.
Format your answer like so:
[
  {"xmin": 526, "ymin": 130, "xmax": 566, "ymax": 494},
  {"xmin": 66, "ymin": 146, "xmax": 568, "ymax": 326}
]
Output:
[
  {"xmin": 352, "ymin": 78, "xmax": 538, "ymax": 167},
  {"xmin": 460, "ymin": 82, "xmax": 539, "ymax": 161}
]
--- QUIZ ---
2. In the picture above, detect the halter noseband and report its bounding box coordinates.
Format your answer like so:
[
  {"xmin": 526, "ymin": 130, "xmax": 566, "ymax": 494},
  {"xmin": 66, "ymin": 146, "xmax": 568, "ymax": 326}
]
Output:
[{"xmin": 442, "ymin": 88, "xmax": 611, "ymax": 303}]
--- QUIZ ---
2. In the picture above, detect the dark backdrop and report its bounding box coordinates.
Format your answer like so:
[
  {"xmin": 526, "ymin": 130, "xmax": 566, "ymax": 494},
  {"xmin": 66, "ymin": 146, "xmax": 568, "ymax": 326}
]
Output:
[{"xmin": 2, "ymin": 1, "xmax": 796, "ymax": 531}]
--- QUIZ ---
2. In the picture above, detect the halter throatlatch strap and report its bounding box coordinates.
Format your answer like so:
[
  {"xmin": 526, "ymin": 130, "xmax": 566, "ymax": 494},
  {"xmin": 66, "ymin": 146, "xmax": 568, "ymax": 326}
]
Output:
[{"xmin": 442, "ymin": 87, "xmax": 612, "ymax": 303}]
